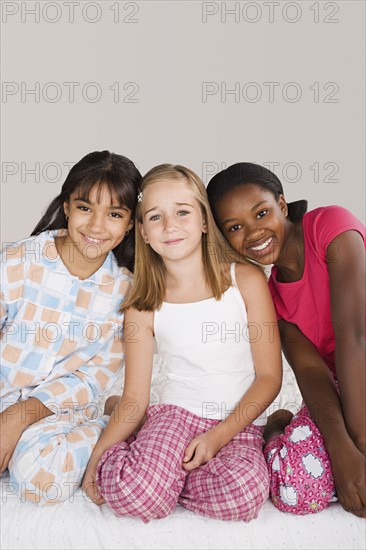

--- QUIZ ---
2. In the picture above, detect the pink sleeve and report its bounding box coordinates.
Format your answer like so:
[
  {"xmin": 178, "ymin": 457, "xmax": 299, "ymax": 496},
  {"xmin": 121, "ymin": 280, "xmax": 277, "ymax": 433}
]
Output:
[
  {"xmin": 268, "ymin": 275, "xmax": 283, "ymax": 321},
  {"xmin": 310, "ymin": 206, "xmax": 365, "ymax": 259}
]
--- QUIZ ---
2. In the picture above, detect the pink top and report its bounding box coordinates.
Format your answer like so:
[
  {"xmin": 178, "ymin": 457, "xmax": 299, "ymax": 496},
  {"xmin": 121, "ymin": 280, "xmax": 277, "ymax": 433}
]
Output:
[{"xmin": 268, "ymin": 206, "xmax": 365, "ymax": 373}]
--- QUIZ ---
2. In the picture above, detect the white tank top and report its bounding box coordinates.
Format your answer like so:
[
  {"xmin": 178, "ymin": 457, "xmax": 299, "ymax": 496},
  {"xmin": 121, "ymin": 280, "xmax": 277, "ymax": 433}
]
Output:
[{"xmin": 154, "ymin": 263, "xmax": 266, "ymax": 424}]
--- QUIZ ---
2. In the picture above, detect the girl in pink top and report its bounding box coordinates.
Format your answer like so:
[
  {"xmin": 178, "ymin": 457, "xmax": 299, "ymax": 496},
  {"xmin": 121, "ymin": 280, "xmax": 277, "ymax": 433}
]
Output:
[{"xmin": 207, "ymin": 163, "xmax": 365, "ymax": 518}]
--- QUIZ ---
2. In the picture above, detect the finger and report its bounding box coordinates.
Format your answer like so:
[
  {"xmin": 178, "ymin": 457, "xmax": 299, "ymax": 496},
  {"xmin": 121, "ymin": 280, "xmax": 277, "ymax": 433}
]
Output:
[
  {"xmin": 183, "ymin": 440, "xmax": 198, "ymax": 463},
  {"xmin": 338, "ymin": 490, "xmax": 366, "ymax": 518},
  {"xmin": 83, "ymin": 480, "xmax": 102, "ymax": 503},
  {"xmin": 359, "ymin": 483, "xmax": 366, "ymax": 508},
  {"xmin": 348, "ymin": 503, "xmax": 366, "ymax": 519},
  {"xmin": 183, "ymin": 461, "xmax": 200, "ymax": 471},
  {"xmin": 0, "ymin": 452, "xmax": 10, "ymax": 474},
  {"xmin": 351, "ymin": 491, "xmax": 366, "ymax": 518},
  {"xmin": 183, "ymin": 446, "xmax": 205, "ymax": 471},
  {"xmin": 95, "ymin": 496, "xmax": 106, "ymax": 506}
]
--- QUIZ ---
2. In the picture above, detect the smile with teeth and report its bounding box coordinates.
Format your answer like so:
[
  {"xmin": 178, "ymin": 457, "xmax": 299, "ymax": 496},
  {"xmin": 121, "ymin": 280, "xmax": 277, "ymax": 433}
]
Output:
[
  {"xmin": 249, "ymin": 236, "xmax": 273, "ymax": 251},
  {"xmin": 82, "ymin": 233, "xmax": 107, "ymax": 244}
]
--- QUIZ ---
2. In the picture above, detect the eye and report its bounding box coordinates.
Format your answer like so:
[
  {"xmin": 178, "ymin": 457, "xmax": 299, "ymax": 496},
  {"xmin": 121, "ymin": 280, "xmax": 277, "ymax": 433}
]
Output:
[
  {"xmin": 149, "ymin": 214, "xmax": 161, "ymax": 221},
  {"xmin": 256, "ymin": 209, "xmax": 268, "ymax": 219},
  {"xmin": 177, "ymin": 210, "xmax": 189, "ymax": 216},
  {"xmin": 110, "ymin": 212, "xmax": 123, "ymax": 219},
  {"xmin": 77, "ymin": 205, "xmax": 91, "ymax": 212},
  {"xmin": 228, "ymin": 224, "xmax": 242, "ymax": 233}
]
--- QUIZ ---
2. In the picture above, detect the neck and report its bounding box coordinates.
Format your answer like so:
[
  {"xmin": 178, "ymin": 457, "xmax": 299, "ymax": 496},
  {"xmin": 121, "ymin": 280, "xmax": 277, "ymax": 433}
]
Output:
[
  {"xmin": 275, "ymin": 219, "xmax": 304, "ymax": 282},
  {"xmin": 55, "ymin": 235, "xmax": 107, "ymax": 280},
  {"xmin": 163, "ymin": 254, "xmax": 212, "ymax": 303}
]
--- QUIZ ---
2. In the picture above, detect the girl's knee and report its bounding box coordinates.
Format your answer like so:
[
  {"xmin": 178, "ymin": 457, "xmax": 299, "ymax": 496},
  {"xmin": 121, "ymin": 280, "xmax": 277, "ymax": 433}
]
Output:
[
  {"xmin": 9, "ymin": 435, "xmax": 86, "ymax": 506},
  {"xmin": 97, "ymin": 443, "xmax": 183, "ymax": 521},
  {"xmin": 106, "ymin": 488, "xmax": 177, "ymax": 522},
  {"xmin": 187, "ymin": 475, "xmax": 269, "ymax": 522},
  {"xmin": 102, "ymin": 470, "xmax": 181, "ymax": 521},
  {"xmin": 9, "ymin": 465, "xmax": 80, "ymax": 506},
  {"xmin": 233, "ymin": 479, "xmax": 269, "ymax": 521}
]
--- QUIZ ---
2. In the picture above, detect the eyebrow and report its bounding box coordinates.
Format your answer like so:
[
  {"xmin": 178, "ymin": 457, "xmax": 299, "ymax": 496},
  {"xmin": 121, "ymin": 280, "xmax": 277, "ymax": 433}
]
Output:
[
  {"xmin": 221, "ymin": 200, "xmax": 268, "ymax": 225},
  {"xmin": 73, "ymin": 197, "xmax": 128, "ymax": 210},
  {"xmin": 144, "ymin": 202, "xmax": 194, "ymax": 216}
]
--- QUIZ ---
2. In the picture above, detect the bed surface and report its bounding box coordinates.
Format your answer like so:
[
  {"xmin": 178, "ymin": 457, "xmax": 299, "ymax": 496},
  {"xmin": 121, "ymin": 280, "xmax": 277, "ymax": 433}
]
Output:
[
  {"xmin": 1, "ymin": 357, "xmax": 365, "ymax": 550},
  {"xmin": 1, "ymin": 478, "xmax": 364, "ymax": 550}
]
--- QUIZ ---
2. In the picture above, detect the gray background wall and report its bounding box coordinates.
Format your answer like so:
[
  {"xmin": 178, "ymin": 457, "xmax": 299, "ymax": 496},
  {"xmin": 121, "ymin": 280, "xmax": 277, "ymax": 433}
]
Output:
[{"xmin": 1, "ymin": 0, "xmax": 365, "ymax": 245}]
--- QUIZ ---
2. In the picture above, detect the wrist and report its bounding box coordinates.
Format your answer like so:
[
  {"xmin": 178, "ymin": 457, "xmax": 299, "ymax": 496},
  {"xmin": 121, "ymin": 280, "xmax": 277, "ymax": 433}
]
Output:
[
  {"xmin": 323, "ymin": 427, "xmax": 354, "ymax": 456},
  {"xmin": 209, "ymin": 421, "xmax": 234, "ymax": 450}
]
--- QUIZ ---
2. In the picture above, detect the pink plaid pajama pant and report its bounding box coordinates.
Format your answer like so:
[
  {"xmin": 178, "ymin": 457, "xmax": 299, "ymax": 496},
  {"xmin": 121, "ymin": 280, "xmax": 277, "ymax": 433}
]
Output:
[
  {"xmin": 96, "ymin": 404, "xmax": 269, "ymax": 523},
  {"xmin": 264, "ymin": 403, "xmax": 336, "ymax": 515}
]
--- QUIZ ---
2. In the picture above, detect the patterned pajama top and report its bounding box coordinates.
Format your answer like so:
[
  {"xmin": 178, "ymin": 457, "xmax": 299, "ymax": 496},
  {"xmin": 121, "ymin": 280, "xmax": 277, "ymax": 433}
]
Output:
[{"xmin": 0, "ymin": 230, "xmax": 132, "ymax": 415}]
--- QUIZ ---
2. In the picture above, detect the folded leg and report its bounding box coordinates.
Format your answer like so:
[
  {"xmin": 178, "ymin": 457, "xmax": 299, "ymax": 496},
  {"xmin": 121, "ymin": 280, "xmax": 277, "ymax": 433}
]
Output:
[
  {"xmin": 179, "ymin": 424, "xmax": 269, "ymax": 521},
  {"xmin": 96, "ymin": 404, "xmax": 193, "ymax": 522},
  {"xmin": 264, "ymin": 404, "xmax": 336, "ymax": 514},
  {"xmin": 9, "ymin": 411, "xmax": 107, "ymax": 506}
]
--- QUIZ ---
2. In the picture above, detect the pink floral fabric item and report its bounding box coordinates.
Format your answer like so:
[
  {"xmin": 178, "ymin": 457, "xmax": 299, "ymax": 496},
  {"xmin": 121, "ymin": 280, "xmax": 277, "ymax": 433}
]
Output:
[{"xmin": 264, "ymin": 403, "xmax": 336, "ymax": 514}]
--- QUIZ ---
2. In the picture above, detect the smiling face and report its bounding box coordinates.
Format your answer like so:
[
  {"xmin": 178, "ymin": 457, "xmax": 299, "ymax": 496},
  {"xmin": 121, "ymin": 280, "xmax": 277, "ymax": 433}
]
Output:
[
  {"xmin": 214, "ymin": 183, "xmax": 288, "ymax": 265},
  {"xmin": 63, "ymin": 184, "xmax": 133, "ymax": 274},
  {"xmin": 139, "ymin": 178, "xmax": 207, "ymax": 265}
]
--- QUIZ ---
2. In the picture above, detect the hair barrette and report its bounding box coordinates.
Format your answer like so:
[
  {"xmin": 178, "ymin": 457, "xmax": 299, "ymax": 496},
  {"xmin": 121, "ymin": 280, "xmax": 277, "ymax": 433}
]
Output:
[{"xmin": 137, "ymin": 190, "xmax": 143, "ymax": 203}]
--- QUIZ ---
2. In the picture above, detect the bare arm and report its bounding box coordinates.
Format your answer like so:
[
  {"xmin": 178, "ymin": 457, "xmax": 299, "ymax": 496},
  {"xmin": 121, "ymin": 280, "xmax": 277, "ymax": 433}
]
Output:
[
  {"xmin": 327, "ymin": 230, "xmax": 365, "ymax": 454},
  {"xmin": 82, "ymin": 307, "xmax": 154, "ymax": 502},
  {"xmin": 184, "ymin": 263, "xmax": 282, "ymax": 469},
  {"xmin": 279, "ymin": 317, "xmax": 365, "ymax": 517},
  {"xmin": 278, "ymin": 320, "xmax": 349, "ymax": 452}
]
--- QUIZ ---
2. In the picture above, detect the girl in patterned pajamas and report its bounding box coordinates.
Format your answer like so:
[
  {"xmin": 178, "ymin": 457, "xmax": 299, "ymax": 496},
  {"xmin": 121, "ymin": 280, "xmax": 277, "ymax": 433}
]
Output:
[
  {"xmin": 0, "ymin": 150, "xmax": 141, "ymax": 505},
  {"xmin": 207, "ymin": 162, "xmax": 365, "ymax": 518},
  {"xmin": 83, "ymin": 164, "xmax": 282, "ymax": 523}
]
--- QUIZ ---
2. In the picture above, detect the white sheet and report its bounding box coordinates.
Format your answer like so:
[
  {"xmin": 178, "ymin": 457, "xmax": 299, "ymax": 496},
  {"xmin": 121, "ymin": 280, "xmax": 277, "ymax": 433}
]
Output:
[
  {"xmin": 1, "ymin": 478, "xmax": 364, "ymax": 550},
  {"xmin": 2, "ymin": 356, "xmax": 364, "ymax": 550}
]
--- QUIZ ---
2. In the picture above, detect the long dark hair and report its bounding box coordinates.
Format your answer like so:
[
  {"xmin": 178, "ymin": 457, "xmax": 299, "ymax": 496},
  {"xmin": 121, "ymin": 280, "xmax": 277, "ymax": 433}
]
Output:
[
  {"xmin": 207, "ymin": 162, "xmax": 307, "ymax": 224},
  {"xmin": 31, "ymin": 150, "xmax": 142, "ymax": 272}
]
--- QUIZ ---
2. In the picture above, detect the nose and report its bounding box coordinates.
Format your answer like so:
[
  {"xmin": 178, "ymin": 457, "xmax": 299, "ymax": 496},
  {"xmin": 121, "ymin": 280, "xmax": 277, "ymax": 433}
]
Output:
[
  {"xmin": 163, "ymin": 214, "xmax": 179, "ymax": 232},
  {"xmin": 244, "ymin": 221, "xmax": 265, "ymax": 243},
  {"xmin": 87, "ymin": 212, "xmax": 105, "ymax": 234}
]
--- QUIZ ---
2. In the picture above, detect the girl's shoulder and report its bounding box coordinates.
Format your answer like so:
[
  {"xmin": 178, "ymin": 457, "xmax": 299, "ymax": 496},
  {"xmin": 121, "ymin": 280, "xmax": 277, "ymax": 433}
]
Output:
[
  {"xmin": 228, "ymin": 261, "xmax": 267, "ymax": 292},
  {"xmin": 305, "ymin": 205, "xmax": 364, "ymax": 228},
  {"xmin": 228, "ymin": 262, "xmax": 271, "ymax": 314},
  {"xmin": 1, "ymin": 231, "xmax": 50, "ymax": 264},
  {"xmin": 303, "ymin": 205, "xmax": 365, "ymax": 251},
  {"xmin": 232, "ymin": 260, "xmax": 266, "ymax": 278},
  {"xmin": 124, "ymin": 305, "xmax": 154, "ymax": 334}
]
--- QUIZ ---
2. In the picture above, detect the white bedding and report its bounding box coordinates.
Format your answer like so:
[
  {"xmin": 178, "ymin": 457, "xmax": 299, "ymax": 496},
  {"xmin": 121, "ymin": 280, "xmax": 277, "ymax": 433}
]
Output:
[{"xmin": 1, "ymin": 356, "xmax": 365, "ymax": 550}]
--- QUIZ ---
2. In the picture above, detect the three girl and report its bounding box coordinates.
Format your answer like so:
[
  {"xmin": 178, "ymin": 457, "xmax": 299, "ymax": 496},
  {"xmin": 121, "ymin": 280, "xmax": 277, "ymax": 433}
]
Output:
[
  {"xmin": 4, "ymin": 152, "xmax": 362, "ymax": 521},
  {"xmin": 0, "ymin": 150, "xmax": 142, "ymax": 505},
  {"xmin": 83, "ymin": 164, "xmax": 282, "ymax": 522},
  {"xmin": 207, "ymin": 162, "xmax": 365, "ymax": 518}
]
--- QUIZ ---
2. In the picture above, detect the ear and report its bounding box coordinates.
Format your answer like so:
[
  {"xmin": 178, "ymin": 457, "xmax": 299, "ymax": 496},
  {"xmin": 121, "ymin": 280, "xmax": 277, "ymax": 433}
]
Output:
[
  {"xmin": 127, "ymin": 217, "xmax": 134, "ymax": 231},
  {"xmin": 139, "ymin": 222, "xmax": 149, "ymax": 244},
  {"xmin": 202, "ymin": 213, "xmax": 208, "ymax": 234},
  {"xmin": 278, "ymin": 195, "xmax": 288, "ymax": 217},
  {"xmin": 63, "ymin": 201, "xmax": 69, "ymax": 217}
]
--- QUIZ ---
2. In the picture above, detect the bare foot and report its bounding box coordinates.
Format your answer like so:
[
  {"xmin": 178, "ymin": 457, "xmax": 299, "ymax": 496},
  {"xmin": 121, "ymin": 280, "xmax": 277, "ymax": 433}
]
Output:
[
  {"xmin": 263, "ymin": 409, "xmax": 294, "ymax": 444},
  {"xmin": 103, "ymin": 395, "xmax": 120, "ymax": 416}
]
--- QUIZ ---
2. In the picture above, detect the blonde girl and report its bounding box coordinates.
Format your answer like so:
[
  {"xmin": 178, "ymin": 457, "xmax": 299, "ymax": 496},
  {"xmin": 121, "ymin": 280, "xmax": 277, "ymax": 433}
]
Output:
[{"xmin": 83, "ymin": 164, "xmax": 282, "ymax": 522}]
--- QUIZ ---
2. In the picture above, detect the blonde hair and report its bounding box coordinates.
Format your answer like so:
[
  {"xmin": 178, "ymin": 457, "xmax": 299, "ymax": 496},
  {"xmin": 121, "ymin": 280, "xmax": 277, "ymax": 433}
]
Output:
[{"xmin": 122, "ymin": 164, "xmax": 242, "ymax": 312}]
